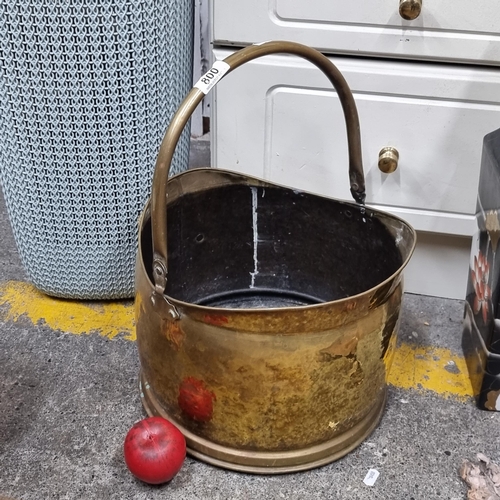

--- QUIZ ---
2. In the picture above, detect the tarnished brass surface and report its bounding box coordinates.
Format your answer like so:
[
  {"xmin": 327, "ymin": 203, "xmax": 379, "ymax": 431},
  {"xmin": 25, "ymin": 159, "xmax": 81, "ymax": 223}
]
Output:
[
  {"xmin": 136, "ymin": 240, "xmax": 404, "ymax": 470},
  {"xmin": 135, "ymin": 170, "xmax": 415, "ymax": 471},
  {"xmin": 399, "ymin": 0, "xmax": 422, "ymax": 20},
  {"xmin": 135, "ymin": 41, "xmax": 416, "ymax": 472},
  {"xmin": 141, "ymin": 370, "xmax": 388, "ymax": 474},
  {"xmin": 378, "ymin": 147, "xmax": 399, "ymax": 174}
]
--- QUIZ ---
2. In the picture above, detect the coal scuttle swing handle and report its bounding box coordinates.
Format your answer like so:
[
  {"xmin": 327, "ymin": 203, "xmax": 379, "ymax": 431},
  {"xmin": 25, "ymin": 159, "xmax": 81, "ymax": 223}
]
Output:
[{"xmin": 150, "ymin": 40, "xmax": 366, "ymax": 294}]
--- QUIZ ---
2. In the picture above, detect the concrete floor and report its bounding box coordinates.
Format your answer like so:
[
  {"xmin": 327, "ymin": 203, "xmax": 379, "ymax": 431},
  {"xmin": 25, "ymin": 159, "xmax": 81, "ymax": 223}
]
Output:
[{"xmin": 1, "ymin": 138, "xmax": 499, "ymax": 499}]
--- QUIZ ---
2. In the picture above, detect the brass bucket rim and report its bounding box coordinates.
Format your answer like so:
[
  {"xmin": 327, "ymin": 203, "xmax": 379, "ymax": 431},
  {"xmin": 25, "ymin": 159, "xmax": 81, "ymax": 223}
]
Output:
[{"xmin": 138, "ymin": 166, "xmax": 417, "ymax": 315}]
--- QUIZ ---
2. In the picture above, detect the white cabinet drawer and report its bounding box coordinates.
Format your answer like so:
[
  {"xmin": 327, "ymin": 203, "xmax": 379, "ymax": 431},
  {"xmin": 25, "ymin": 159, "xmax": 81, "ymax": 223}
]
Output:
[
  {"xmin": 212, "ymin": 50, "xmax": 500, "ymax": 237},
  {"xmin": 212, "ymin": 0, "xmax": 500, "ymax": 66}
]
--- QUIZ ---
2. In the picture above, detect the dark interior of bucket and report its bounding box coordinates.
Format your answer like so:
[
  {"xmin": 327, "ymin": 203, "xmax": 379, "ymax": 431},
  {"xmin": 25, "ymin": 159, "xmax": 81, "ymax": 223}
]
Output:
[{"xmin": 141, "ymin": 184, "xmax": 403, "ymax": 308}]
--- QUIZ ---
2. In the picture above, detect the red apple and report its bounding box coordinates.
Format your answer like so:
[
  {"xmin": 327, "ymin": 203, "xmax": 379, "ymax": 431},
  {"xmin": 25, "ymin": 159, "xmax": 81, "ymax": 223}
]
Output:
[{"xmin": 124, "ymin": 416, "xmax": 186, "ymax": 484}]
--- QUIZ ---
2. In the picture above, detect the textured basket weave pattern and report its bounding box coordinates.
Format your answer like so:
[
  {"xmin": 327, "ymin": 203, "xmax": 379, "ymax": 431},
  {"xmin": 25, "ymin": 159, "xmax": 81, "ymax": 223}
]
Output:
[{"xmin": 0, "ymin": 0, "xmax": 193, "ymax": 299}]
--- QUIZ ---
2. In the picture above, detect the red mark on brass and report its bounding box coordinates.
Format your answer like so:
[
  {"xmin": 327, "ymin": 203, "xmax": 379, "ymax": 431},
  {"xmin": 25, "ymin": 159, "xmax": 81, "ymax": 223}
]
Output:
[
  {"xmin": 178, "ymin": 377, "xmax": 216, "ymax": 422},
  {"xmin": 203, "ymin": 314, "xmax": 229, "ymax": 326}
]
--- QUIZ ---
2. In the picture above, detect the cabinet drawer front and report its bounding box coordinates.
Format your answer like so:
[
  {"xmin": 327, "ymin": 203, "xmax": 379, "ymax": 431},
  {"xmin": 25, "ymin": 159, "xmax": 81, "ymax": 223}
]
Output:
[
  {"xmin": 212, "ymin": 50, "xmax": 500, "ymax": 236},
  {"xmin": 277, "ymin": 0, "xmax": 497, "ymax": 33},
  {"xmin": 212, "ymin": 0, "xmax": 500, "ymax": 66}
]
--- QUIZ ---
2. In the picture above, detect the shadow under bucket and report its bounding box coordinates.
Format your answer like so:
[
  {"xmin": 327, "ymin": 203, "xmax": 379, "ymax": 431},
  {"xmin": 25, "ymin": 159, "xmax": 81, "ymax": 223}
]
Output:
[{"xmin": 135, "ymin": 41, "xmax": 416, "ymax": 474}]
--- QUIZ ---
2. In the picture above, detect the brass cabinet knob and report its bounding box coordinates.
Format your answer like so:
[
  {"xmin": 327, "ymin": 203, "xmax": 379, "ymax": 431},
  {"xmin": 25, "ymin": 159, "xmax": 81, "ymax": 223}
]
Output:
[
  {"xmin": 378, "ymin": 147, "xmax": 399, "ymax": 173},
  {"xmin": 399, "ymin": 0, "xmax": 422, "ymax": 20}
]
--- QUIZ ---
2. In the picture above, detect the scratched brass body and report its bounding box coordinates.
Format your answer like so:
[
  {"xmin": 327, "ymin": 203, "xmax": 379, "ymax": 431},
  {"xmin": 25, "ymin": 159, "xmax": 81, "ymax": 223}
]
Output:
[{"xmin": 135, "ymin": 41, "xmax": 416, "ymax": 473}]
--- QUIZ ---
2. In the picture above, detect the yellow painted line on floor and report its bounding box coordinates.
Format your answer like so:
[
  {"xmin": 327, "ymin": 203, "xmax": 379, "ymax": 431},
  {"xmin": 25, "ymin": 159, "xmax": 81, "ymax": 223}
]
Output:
[
  {"xmin": 0, "ymin": 281, "xmax": 135, "ymax": 341},
  {"xmin": 388, "ymin": 343, "xmax": 473, "ymax": 400},
  {"xmin": 0, "ymin": 281, "xmax": 473, "ymax": 399}
]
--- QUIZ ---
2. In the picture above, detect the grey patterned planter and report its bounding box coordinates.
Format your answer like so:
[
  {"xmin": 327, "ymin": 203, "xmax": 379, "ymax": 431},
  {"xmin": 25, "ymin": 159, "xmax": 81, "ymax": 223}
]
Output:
[{"xmin": 0, "ymin": 0, "xmax": 193, "ymax": 298}]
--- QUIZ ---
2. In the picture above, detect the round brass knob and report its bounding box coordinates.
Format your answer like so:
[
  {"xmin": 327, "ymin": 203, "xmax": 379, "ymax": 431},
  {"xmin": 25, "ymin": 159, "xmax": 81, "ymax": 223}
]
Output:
[
  {"xmin": 399, "ymin": 0, "xmax": 422, "ymax": 20},
  {"xmin": 378, "ymin": 147, "xmax": 399, "ymax": 174}
]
